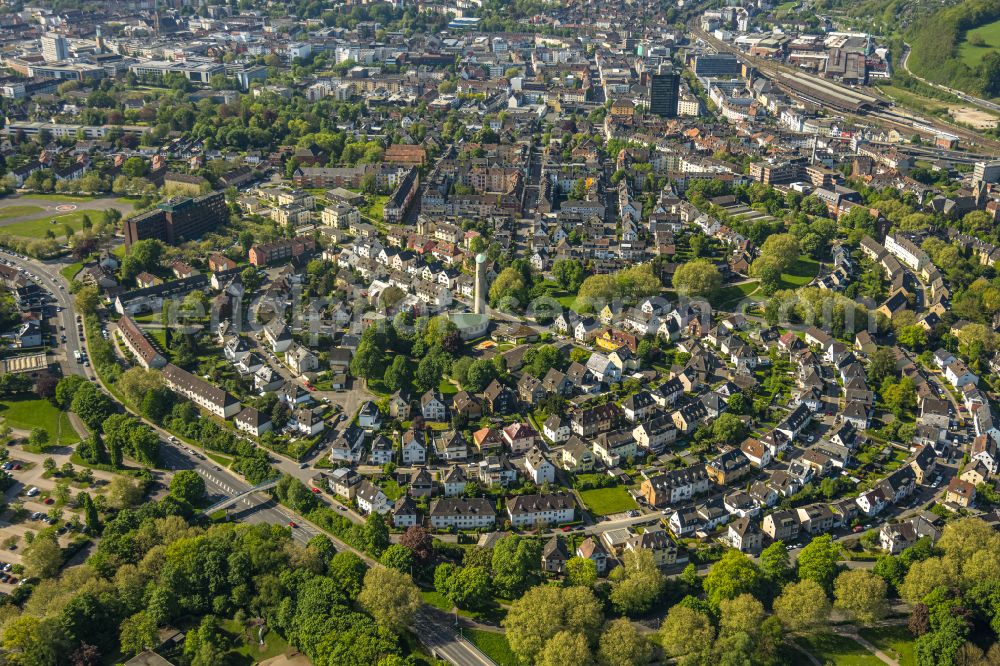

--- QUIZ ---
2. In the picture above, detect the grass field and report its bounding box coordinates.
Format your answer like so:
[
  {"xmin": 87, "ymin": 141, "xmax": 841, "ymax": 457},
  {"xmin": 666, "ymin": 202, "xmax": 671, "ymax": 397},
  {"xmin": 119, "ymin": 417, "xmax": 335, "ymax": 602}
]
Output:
[
  {"xmin": 0, "ymin": 397, "xmax": 80, "ymax": 445},
  {"xmin": 960, "ymin": 18, "xmax": 1000, "ymax": 68},
  {"xmin": 59, "ymin": 262, "xmax": 84, "ymax": 282},
  {"xmin": 421, "ymin": 589, "xmax": 453, "ymax": 611},
  {"xmin": 578, "ymin": 485, "xmax": 638, "ymax": 516},
  {"xmin": 1, "ymin": 211, "xmax": 96, "ymax": 238},
  {"xmin": 780, "ymin": 256, "xmax": 820, "ymax": 289},
  {"xmin": 797, "ymin": 632, "xmax": 883, "ymax": 666},
  {"xmin": 712, "ymin": 280, "xmax": 759, "ymax": 309},
  {"xmin": 465, "ymin": 629, "xmax": 519, "ymax": 666},
  {"xmin": 0, "ymin": 205, "xmax": 44, "ymax": 220},
  {"xmin": 219, "ymin": 618, "xmax": 290, "ymax": 662},
  {"xmin": 439, "ymin": 379, "xmax": 459, "ymax": 395},
  {"xmin": 858, "ymin": 626, "xmax": 916, "ymax": 666}
]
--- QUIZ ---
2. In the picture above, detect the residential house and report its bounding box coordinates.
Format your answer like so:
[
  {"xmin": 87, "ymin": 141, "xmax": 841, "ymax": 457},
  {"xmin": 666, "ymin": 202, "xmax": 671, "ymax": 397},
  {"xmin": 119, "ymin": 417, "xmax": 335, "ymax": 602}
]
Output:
[{"xmin": 429, "ymin": 497, "xmax": 496, "ymax": 530}]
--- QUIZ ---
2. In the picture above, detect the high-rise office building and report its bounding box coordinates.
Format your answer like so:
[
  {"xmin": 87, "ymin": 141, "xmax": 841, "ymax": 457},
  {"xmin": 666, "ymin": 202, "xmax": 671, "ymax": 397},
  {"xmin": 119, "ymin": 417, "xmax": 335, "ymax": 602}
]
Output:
[
  {"xmin": 124, "ymin": 191, "xmax": 228, "ymax": 249},
  {"xmin": 40, "ymin": 33, "xmax": 68, "ymax": 62},
  {"xmin": 649, "ymin": 66, "xmax": 680, "ymax": 118},
  {"xmin": 973, "ymin": 160, "xmax": 1000, "ymax": 185}
]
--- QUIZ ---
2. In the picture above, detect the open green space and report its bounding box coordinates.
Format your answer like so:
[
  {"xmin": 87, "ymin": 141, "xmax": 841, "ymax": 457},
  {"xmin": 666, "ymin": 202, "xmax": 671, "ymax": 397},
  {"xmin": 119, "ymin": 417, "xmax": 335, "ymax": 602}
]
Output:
[
  {"xmin": 219, "ymin": 618, "xmax": 291, "ymax": 662},
  {"xmin": 578, "ymin": 485, "xmax": 638, "ymax": 516},
  {"xmin": 465, "ymin": 628, "xmax": 519, "ymax": 666},
  {"xmin": 780, "ymin": 256, "xmax": 820, "ymax": 289},
  {"xmin": 796, "ymin": 632, "xmax": 884, "ymax": 666},
  {"xmin": 59, "ymin": 262, "xmax": 84, "ymax": 282},
  {"xmin": 858, "ymin": 626, "xmax": 916, "ymax": 666},
  {"xmin": 1, "ymin": 211, "xmax": 97, "ymax": 238},
  {"xmin": 362, "ymin": 194, "xmax": 390, "ymax": 223},
  {"xmin": 960, "ymin": 17, "xmax": 1000, "ymax": 68},
  {"xmin": 0, "ymin": 205, "xmax": 45, "ymax": 220},
  {"xmin": 0, "ymin": 397, "xmax": 80, "ymax": 445},
  {"xmin": 711, "ymin": 281, "xmax": 759, "ymax": 310},
  {"xmin": 439, "ymin": 379, "xmax": 459, "ymax": 395},
  {"xmin": 421, "ymin": 589, "xmax": 453, "ymax": 611}
]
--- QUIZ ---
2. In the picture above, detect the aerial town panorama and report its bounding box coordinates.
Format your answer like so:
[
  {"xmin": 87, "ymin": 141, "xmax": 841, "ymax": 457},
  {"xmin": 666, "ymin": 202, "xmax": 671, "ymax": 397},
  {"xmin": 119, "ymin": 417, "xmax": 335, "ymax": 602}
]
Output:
[{"xmin": 0, "ymin": 0, "xmax": 998, "ymax": 664}]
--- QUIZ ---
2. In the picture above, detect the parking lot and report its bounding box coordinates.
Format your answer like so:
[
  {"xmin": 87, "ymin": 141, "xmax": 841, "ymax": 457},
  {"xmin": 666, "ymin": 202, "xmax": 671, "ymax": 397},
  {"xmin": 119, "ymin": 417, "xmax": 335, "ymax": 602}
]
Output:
[{"xmin": 0, "ymin": 446, "xmax": 116, "ymax": 592}]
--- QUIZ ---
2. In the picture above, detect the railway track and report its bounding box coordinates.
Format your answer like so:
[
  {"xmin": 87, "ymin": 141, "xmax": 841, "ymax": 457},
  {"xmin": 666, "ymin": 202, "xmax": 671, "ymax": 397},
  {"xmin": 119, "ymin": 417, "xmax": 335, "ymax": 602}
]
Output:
[{"xmin": 689, "ymin": 23, "xmax": 1000, "ymax": 152}]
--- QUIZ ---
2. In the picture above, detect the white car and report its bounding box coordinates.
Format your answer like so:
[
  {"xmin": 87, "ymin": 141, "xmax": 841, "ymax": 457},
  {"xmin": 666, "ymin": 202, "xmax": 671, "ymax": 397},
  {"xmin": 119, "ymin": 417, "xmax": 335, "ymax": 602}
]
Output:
[{"xmin": 25, "ymin": 487, "xmax": 39, "ymax": 497}]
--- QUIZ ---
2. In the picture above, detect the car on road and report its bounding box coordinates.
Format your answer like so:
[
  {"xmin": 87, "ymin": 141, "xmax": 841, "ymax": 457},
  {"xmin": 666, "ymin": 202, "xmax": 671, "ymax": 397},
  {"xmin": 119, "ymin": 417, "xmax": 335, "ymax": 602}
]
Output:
[
  {"xmin": 299, "ymin": 462, "xmax": 308, "ymax": 469},
  {"xmin": 43, "ymin": 497, "xmax": 54, "ymax": 505},
  {"xmin": 311, "ymin": 487, "xmax": 321, "ymax": 494},
  {"xmin": 25, "ymin": 487, "xmax": 38, "ymax": 497},
  {"xmin": 288, "ymin": 521, "xmax": 297, "ymax": 528}
]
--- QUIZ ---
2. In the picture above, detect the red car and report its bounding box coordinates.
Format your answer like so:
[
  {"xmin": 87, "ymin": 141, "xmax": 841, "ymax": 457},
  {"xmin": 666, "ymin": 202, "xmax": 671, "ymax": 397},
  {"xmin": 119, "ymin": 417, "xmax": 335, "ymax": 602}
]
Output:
[
  {"xmin": 311, "ymin": 487, "xmax": 321, "ymax": 494},
  {"xmin": 43, "ymin": 498, "xmax": 54, "ymax": 505},
  {"xmin": 11, "ymin": 464, "xmax": 21, "ymax": 471},
  {"xmin": 303, "ymin": 383, "xmax": 316, "ymax": 392},
  {"xmin": 288, "ymin": 521, "xmax": 297, "ymax": 528}
]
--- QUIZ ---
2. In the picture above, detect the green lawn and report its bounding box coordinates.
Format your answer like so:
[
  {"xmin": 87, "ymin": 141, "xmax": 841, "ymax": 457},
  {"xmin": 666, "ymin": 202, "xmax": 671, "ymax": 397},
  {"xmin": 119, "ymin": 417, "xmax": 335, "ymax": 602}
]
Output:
[
  {"xmin": 439, "ymin": 379, "xmax": 458, "ymax": 395},
  {"xmin": 219, "ymin": 618, "xmax": 290, "ymax": 662},
  {"xmin": 0, "ymin": 397, "xmax": 80, "ymax": 445},
  {"xmin": 711, "ymin": 281, "xmax": 759, "ymax": 309},
  {"xmin": 858, "ymin": 626, "xmax": 916, "ymax": 666},
  {"xmin": 960, "ymin": 17, "xmax": 1000, "ymax": 68},
  {"xmin": 362, "ymin": 195, "xmax": 390, "ymax": 223},
  {"xmin": 59, "ymin": 262, "xmax": 84, "ymax": 282},
  {"xmin": 779, "ymin": 256, "xmax": 820, "ymax": 289},
  {"xmin": 465, "ymin": 629, "xmax": 519, "ymax": 666},
  {"xmin": 421, "ymin": 589, "xmax": 453, "ymax": 611},
  {"xmin": 578, "ymin": 485, "xmax": 638, "ymax": 516},
  {"xmin": 797, "ymin": 632, "xmax": 884, "ymax": 666},
  {"xmin": 0, "ymin": 205, "xmax": 44, "ymax": 220},
  {"xmin": 1, "ymin": 211, "xmax": 97, "ymax": 239}
]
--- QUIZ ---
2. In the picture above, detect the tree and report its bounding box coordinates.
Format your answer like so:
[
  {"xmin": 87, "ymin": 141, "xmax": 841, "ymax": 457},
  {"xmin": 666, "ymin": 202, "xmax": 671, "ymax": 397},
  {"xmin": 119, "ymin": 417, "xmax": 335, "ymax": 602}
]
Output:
[
  {"xmin": 108, "ymin": 477, "xmax": 144, "ymax": 509},
  {"xmin": 74, "ymin": 286, "xmax": 100, "ymax": 315},
  {"xmin": 797, "ymin": 535, "xmax": 842, "ymax": 594},
  {"xmin": 759, "ymin": 233, "xmax": 800, "ymax": 271},
  {"xmin": 169, "ymin": 470, "xmax": 206, "ymax": 506},
  {"xmin": 70, "ymin": 384, "xmax": 116, "ymax": 431},
  {"xmin": 464, "ymin": 358, "xmax": 498, "ymax": 393},
  {"xmin": 503, "ymin": 585, "xmax": 602, "ymax": 664},
  {"xmin": 379, "ymin": 544, "xmax": 414, "ymax": 573},
  {"xmin": 80, "ymin": 492, "xmax": 100, "ymax": 534},
  {"xmin": 357, "ymin": 567, "xmax": 421, "ymax": 633},
  {"xmin": 760, "ymin": 541, "xmax": 792, "ymax": 584},
  {"xmin": 565, "ymin": 556, "xmax": 598, "ymax": 588},
  {"xmin": 538, "ymin": 631, "xmax": 592, "ymax": 666},
  {"xmin": 703, "ymin": 550, "xmax": 762, "ymax": 607},
  {"xmin": 711, "ymin": 413, "xmax": 746, "ymax": 445},
  {"xmin": 750, "ymin": 255, "xmax": 784, "ymax": 295},
  {"xmin": 438, "ymin": 565, "xmax": 491, "ymax": 610},
  {"xmin": 382, "ymin": 355, "xmax": 412, "ymax": 392},
  {"xmin": 720, "ymin": 593, "xmax": 766, "ymax": 637},
  {"xmin": 553, "ymin": 259, "xmax": 586, "ymax": 292},
  {"xmin": 868, "ymin": 347, "xmax": 897, "ymax": 387},
  {"xmin": 672, "ymin": 259, "xmax": 721, "ymax": 298},
  {"xmin": 23, "ymin": 532, "xmax": 62, "ymax": 578},
  {"xmin": 119, "ymin": 611, "xmax": 158, "ymax": 656},
  {"xmin": 491, "ymin": 535, "xmax": 541, "ymax": 598},
  {"xmin": 490, "ymin": 266, "xmax": 529, "ymax": 309},
  {"xmin": 773, "ymin": 579, "xmax": 830, "ymax": 631},
  {"xmin": 834, "ymin": 569, "xmax": 888, "ymax": 626},
  {"xmin": 609, "ymin": 549, "xmax": 665, "ymax": 616},
  {"xmin": 597, "ymin": 618, "xmax": 651, "ymax": 666},
  {"xmin": 400, "ymin": 526, "xmax": 433, "ymax": 561},
  {"xmin": 28, "ymin": 428, "xmax": 50, "ymax": 451},
  {"xmin": 659, "ymin": 605, "xmax": 715, "ymax": 661}
]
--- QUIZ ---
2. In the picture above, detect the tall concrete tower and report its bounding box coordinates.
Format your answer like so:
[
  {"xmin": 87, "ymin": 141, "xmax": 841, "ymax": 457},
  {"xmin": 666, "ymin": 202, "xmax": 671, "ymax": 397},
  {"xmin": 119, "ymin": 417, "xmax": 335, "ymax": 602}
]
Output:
[{"xmin": 474, "ymin": 253, "xmax": 487, "ymax": 315}]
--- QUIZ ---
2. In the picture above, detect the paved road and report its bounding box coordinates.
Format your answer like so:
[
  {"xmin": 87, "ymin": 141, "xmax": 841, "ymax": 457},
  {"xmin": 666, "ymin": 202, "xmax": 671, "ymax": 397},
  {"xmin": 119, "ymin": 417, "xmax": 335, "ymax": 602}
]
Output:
[{"xmin": 0, "ymin": 249, "xmax": 86, "ymax": 379}]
